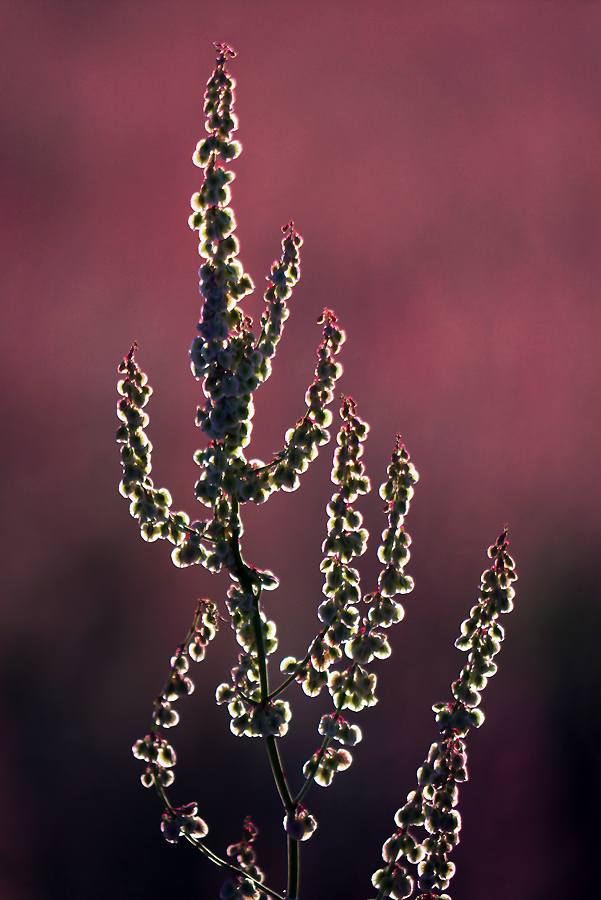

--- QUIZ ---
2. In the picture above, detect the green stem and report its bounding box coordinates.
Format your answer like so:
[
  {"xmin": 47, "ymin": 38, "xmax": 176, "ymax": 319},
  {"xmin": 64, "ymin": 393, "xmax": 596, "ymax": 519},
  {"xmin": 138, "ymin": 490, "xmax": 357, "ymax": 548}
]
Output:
[
  {"xmin": 293, "ymin": 668, "xmax": 354, "ymax": 806},
  {"xmin": 266, "ymin": 735, "xmax": 294, "ymax": 809},
  {"xmin": 229, "ymin": 498, "xmax": 270, "ymax": 697},
  {"xmin": 154, "ymin": 773, "xmax": 286, "ymax": 900},
  {"xmin": 184, "ymin": 835, "xmax": 285, "ymax": 900},
  {"xmin": 268, "ymin": 625, "xmax": 330, "ymax": 701},
  {"xmin": 287, "ymin": 835, "xmax": 300, "ymax": 900},
  {"xmin": 251, "ymin": 592, "xmax": 270, "ymax": 699},
  {"xmin": 229, "ymin": 498, "xmax": 298, "ymax": 890},
  {"xmin": 294, "ymin": 731, "xmax": 333, "ymax": 807},
  {"xmin": 153, "ymin": 777, "xmax": 173, "ymax": 811}
]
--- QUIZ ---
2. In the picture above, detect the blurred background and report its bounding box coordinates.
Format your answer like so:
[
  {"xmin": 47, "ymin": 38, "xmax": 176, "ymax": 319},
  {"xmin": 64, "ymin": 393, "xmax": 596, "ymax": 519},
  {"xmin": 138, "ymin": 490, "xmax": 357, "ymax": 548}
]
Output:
[{"xmin": 1, "ymin": 1, "xmax": 600, "ymax": 898}]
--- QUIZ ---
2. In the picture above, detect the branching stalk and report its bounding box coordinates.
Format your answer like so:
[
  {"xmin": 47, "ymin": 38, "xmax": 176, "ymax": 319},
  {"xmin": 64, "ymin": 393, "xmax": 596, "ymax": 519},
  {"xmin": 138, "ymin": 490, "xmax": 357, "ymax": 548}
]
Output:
[{"xmin": 120, "ymin": 44, "xmax": 517, "ymax": 900}]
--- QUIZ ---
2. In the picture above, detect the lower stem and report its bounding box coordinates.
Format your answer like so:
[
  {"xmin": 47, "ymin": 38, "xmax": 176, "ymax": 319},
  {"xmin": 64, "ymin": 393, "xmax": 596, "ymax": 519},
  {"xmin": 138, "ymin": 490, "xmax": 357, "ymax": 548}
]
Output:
[
  {"xmin": 287, "ymin": 836, "xmax": 300, "ymax": 900},
  {"xmin": 229, "ymin": 498, "xmax": 298, "ymax": 895}
]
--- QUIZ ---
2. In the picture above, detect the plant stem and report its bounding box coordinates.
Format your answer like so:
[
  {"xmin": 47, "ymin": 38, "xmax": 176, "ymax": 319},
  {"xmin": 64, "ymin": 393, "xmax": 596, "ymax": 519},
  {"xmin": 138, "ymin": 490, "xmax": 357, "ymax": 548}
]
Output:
[
  {"xmin": 268, "ymin": 625, "xmax": 330, "ymax": 700},
  {"xmin": 287, "ymin": 835, "xmax": 300, "ymax": 900},
  {"xmin": 293, "ymin": 668, "xmax": 354, "ymax": 805},
  {"xmin": 229, "ymin": 498, "xmax": 298, "ymax": 892},
  {"xmin": 266, "ymin": 734, "xmax": 294, "ymax": 809},
  {"xmin": 183, "ymin": 836, "xmax": 286, "ymax": 900},
  {"xmin": 294, "ymin": 730, "xmax": 333, "ymax": 807}
]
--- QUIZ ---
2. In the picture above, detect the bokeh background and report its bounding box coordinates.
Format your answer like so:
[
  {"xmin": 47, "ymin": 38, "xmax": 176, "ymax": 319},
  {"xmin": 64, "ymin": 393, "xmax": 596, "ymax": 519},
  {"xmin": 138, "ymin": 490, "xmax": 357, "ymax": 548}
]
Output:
[{"xmin": 2, "ymin": 2, "xmax": 600, "ymax": 898}]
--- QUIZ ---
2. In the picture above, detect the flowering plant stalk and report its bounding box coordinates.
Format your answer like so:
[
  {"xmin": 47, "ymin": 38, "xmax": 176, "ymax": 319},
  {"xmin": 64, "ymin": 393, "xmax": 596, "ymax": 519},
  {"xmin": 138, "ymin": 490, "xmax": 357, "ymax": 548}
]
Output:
[{"xmin": 116, "ymin": 43, "xmax": 517, "ymax": 900}]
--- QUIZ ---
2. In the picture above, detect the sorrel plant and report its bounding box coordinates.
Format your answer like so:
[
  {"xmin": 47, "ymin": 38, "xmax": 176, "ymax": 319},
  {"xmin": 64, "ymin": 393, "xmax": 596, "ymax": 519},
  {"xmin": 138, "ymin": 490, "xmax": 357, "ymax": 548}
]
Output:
[{"xmin": 116, "ymin": 43, "xmax": 517, "ymax": 900}]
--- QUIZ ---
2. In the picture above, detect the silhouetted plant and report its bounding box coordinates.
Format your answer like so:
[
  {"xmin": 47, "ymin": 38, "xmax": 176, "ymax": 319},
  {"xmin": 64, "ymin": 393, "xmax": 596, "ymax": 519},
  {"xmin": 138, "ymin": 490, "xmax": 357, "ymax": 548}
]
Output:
[{"xmin": 117, "ymin": 43, "xmax": 517, "ymax": 900}]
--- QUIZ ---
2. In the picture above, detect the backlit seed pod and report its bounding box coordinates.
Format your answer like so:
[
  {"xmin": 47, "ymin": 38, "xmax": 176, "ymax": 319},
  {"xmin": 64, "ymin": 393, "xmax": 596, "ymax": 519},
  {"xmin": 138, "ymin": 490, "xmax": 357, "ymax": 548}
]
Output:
[
  {"xmin": 283, "ymin": 807, "xmax": 318, "ymax": 841},
  {"xmin": 155, "ymin": 703, "xmax": 179, "ymax": 728}
]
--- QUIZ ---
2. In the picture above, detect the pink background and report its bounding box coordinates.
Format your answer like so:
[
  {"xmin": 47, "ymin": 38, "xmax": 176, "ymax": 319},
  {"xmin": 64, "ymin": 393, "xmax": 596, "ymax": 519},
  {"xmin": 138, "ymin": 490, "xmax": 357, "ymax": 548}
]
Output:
[{"xmin": 1, "ymin": 2, "xmax": 600, "ymax": 898}]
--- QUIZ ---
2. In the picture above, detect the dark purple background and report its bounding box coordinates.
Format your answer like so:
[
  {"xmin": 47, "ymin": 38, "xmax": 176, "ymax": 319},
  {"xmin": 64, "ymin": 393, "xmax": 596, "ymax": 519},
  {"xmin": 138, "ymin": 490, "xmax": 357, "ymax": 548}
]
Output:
[{"xmin": 1, "ymin": 2, "xmax": 600, "ymax": 898}]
